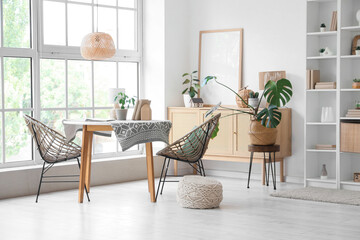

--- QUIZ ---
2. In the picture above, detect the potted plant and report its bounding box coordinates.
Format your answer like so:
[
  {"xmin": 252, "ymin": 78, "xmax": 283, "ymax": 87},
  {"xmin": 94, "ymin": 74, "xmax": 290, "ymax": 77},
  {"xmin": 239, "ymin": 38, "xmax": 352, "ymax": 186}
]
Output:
[
  {"xmin": 203, "ymin": 76, "xmax": 293, "ymax": 145},
  {"xmin": 320, "ymin": 23, "xmax": 326, "ymax": 32},
  {"xmin": 356, "ymin": 46, "xmax": 360, "ymax": 55},
  {"xmin": 353, "ymin": 78, "xmax": 360, "ymax": 89},
  {"xmin": 248, "ymin": 91, "xmax": 259, "ymax": 108},
  {"xmin": 319, "ymin": 48, "xmax": 326, "ymax": 56},
  {"xmin": 182, "ymin": 71, "xmax": 200, "ymax": 107},
  {"xmin": 114, "ymin": 92, "xmax": 136, "ymax": 120}
]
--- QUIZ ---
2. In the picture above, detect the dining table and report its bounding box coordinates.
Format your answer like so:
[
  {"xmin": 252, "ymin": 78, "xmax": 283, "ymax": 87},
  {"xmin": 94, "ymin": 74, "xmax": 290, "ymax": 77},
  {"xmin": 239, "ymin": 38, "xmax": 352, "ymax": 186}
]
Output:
[{"xmin": 62, "ymin": 119, "xmax": 172, "ymax": 203}]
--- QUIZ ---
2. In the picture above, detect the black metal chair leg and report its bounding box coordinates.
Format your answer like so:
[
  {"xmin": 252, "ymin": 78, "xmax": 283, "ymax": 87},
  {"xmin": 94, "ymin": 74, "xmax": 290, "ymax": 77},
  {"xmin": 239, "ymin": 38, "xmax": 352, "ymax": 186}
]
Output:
[
  {"xmin": 36, "ymin": 162, "xmax": 46, "ymax": 203},
  {"xmin": 197, "ymin": 161, "xmax": 203, "ymax": 176},
  {"xmin": 247, "ymin": 152, "xmax": 254, "ymax": 188},
  {"xmin": 200, "ymin": 160, "xmax": 206, "ymax": 177},
  {"xmin": 273, "ymin": 152, "xmax": 277, "ymax": 190},
  {"xmin": 156, "ymin": 158, "xmax": 167, "ymax": 201},
  {"xmin": 76, "ymin": 158, "xmax": 90, "ymax": 202},
  {"xmin": 160, "ymin": 158, "xmax": 171, "ymax": 195}
]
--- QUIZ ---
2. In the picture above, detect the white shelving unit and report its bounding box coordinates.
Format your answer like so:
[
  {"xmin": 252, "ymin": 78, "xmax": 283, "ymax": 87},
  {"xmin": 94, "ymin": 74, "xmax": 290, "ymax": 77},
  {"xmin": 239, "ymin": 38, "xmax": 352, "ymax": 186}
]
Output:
[{"xmin": 305, "ymin": 0, "xmax": 360, "ymax": 190}]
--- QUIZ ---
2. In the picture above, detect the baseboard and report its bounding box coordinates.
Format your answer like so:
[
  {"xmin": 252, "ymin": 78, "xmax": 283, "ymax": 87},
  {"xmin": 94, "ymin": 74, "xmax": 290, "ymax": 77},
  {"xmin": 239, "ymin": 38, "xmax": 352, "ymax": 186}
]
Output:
[{"xmin": 205, "ymin": 169, "xmax": 304, "ymax": 184}]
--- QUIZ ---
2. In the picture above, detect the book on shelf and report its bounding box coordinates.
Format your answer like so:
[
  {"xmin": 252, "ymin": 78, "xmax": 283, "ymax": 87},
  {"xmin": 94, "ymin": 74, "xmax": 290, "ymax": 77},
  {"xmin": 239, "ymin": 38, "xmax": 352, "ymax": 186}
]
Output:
[
  {"xmin": 330, "ymin": 11, "xmax": 337, "ymax": 31},
  {"xmin": 306, "ymin": 70, "xmax": 311, "ymax": 90},
  {"xmin": 307, "ymin": 70, "xmax": 320, "ymax": 89},
  {"xmin": 315, "ymin": 144, "xmax": 336, "ymax": 150},
  {"xmin": 314, "ymin": 82, "xmax": 336, "ymax": 89},
  {"xmin": 345, "ymin": 109, "xmax": 360, "ymax": 117}
]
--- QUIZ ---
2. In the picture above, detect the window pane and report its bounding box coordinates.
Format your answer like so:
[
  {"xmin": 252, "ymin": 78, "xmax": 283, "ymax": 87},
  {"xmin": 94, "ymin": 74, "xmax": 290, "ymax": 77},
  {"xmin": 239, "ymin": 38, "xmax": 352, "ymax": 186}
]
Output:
[
  {"xmin": 5, "ymin": 111, "xmax": 32, "ymax": 162},
  {"xmin": 94, "ymin": 62, "xmax": 116, "ymax": 107},
  {"xmin": 68, "ymin": 60, "xmax": 92, "ymax": 108},
  {"xmin": 118, "ymin": 0, "xmax": 135, "ymax": 8},
  {"xmin": 40, "ymin": 110, "xmax": 66, "ymax": 134},
  {"xmin": 70, "ymin": 0, "xmax": 92, "ymax": 3},
  {"xmin": 97, "ymin": 7, "xmax": 117, "ymax": 48},
  {"xmin": 40, "ymin": 59, "xmax": 66, "ymax": 108},
  {"xmin": 3, "ymin": 0, "xmax": 30, "ymax": 48},
  {"xmin": 118, "ymin": 62, "xmax": 137, "ymax": 98},
  {"xmin": 4, "ymin": 57, "xmax": 31, "ymax": 109},
  {"xmin": 43, "ymin": 1, "xmax": 66, "ymax": 45},
  {"xmin": 118, "ymin": 9, "xmax": 136, "ymax": 50},
  {"xmin": 68, "ymin": 4, "xmax": 92, "ymax": 46},
  {"xmin": 94, "ymin": 109, "xmax": 116, "ymax": 153},
  {"xmin": 98, "ymin": 0, "xmax": 116, "ymax": 6}
]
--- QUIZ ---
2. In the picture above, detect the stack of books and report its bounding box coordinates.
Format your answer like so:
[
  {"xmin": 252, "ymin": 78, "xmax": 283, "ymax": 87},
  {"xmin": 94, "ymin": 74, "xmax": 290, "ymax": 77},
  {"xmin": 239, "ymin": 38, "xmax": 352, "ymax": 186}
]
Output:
[
  {"xmin": 315, "ymin": 82, "xmax": 336, "ymax": 89},
  {"xmin": 345, "ymin": 109, "xmax": 360, "ymax": 118},
  {"xmin": 315, "ymin": 144, "xmax": 336, "ymax": 150},
  {"xmin": 306, "ymin": 70, "xmax": 320, "ymax": 89},
  {"xmin": 330, "ymin": 11, "xmax": 337, "ymax": 31}
]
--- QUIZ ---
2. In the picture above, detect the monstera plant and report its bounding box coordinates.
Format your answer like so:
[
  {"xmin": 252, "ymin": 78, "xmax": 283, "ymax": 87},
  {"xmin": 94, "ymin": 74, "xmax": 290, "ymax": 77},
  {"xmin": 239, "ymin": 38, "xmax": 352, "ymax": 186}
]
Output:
[{"xmin": 203, "ymin": 76, "xmax": 293, "ymax": 145}]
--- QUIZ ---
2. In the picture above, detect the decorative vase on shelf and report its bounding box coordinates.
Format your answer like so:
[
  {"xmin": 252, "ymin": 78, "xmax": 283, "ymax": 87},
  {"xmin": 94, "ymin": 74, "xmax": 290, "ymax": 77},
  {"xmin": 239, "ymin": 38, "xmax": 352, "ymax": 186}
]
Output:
[
  {"xmin": 321, "ymin": 164, "xmax": 328, "ymax": 180},
  {"xmin": 357, "ymin": 9, "xmax": 360, "ymax": 26},
  {"xmin": 183, "ymin": 93, "xmax": 192, "ymax": 107},
  {"xmin": 323, "ymin": 47, "xmax": 334, "ymax": 56},
  {"xmin": 320, "ymin": 27, "xmax": 326, "ymax": 32},
  {"xmin": 356, "ymin": 50, "xmax": 360, "ymax": 56},
  {"xmin": 353, "ymin": 82, "xmax": 360, "ymax": 89}
]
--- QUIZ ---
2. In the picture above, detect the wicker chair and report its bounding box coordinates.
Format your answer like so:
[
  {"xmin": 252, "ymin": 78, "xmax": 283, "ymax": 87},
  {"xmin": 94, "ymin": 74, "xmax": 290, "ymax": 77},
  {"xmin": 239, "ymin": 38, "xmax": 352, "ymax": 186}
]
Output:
[
  {"xmin": 23, "ymin": 115, "xmax": 90, "ymax": 202},
  {"xmin": 155, "ymin": 113, "xmax": 221, "ymax": 200}
]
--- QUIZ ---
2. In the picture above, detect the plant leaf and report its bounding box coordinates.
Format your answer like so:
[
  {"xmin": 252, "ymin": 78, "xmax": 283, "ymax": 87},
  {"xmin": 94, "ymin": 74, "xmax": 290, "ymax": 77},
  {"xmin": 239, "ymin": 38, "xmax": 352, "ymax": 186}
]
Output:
[
  {"xmin": 256, "ymin": 105, "xmax": 282, "ymax": 128},
  {"xmin": 192, "ymin": 70, "xmax": 198, "ymax": 74},
  {"xmin": 182, "ymin": 88, "xmax": 188, "ymax": 94},
  {"xmin": 263, "ymin": 78, "xmax": 293, "ymax": 107},
  {"xmin": 182, "ymin": 73, "xmax": 189, "ymax": 77},
  {"xmin": 183, "ymin": 79, "xmax": 190, "ymax": 84},
  {"xmin": 194, "ymin": 84, "xmax": 200, "ymax": 89},
  {"xmin": 211, "ymin": 122, "xmax": 220, "ymax": 139}
]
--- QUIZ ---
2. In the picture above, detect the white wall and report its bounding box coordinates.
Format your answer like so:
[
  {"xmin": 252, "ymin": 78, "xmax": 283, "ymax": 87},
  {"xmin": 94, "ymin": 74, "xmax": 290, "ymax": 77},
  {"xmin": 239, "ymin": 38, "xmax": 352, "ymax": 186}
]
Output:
[{"xmin": 163, "ymin": 0, "xmax": 306, "ymax": 179}]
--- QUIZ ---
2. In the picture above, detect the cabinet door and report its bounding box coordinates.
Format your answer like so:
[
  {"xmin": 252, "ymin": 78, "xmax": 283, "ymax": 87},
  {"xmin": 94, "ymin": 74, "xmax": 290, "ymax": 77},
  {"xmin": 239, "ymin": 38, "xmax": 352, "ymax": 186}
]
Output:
[
  {"xmin": 201, "ymin": 110, "xmax": 234, "ymax": 156},
  {"xmin": 168, "ymin": 109, "xmax": 200, "ymax": 143},
  {"xmin": 234, "ymin": 113, "xmax": 253, "ymax": 157}
]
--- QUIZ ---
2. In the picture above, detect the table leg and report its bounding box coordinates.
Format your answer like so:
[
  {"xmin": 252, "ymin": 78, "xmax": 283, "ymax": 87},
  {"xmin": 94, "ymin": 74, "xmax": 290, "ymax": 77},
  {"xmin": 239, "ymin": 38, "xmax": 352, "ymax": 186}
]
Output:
[
  {"xmin": 262, "ymin": 153, "xmax": 266, "ymax": 185},
  {"xmin": 145, "ymin": 142, "xmax": 156, "ymax": 202},
  {"xmin": 79, "ymin": 126, "xmax": 89, "ymax": 203},
  {"xmin": 85, "ymin": 132, "xmax": 93, "ymax": 193},
  {"xmin": 247, "ymin": 152, "xmax": 254, "ymax": 188},
  {"xmin": 280, "ymin": 158, "xmax": 284, "ymax": 182},
  {"xmin": 174, "ymin": 160, "xmax": 178, "ymax": 176}
]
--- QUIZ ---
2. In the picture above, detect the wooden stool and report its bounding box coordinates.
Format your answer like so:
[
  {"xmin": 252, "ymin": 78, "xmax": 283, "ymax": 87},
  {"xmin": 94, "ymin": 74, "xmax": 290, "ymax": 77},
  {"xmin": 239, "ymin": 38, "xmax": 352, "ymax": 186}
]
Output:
[{"xmin": 247, "ymin": 145, "xmax": 280, "ymax": 190}]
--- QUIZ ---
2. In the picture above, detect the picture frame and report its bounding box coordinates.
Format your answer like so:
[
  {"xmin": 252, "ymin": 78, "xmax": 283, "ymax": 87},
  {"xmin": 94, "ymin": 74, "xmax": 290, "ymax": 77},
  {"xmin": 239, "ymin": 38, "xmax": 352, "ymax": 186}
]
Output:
[
  {"xmin": 198, "ymin": 28, "xmax": 243, "ymax": 105},
  {"xmin": 351, "ymin": 35, "xmax": 360, "ymax": 55},
  {"xmin": 259, "ymin": 71, "xmax": 286, "ymax": 90}
]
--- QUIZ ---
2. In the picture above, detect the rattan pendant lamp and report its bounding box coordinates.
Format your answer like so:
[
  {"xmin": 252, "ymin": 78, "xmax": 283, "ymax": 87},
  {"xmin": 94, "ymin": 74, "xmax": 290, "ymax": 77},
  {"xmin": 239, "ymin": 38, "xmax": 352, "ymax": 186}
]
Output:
[{"xmin": 80, "ymin": 0, "xmax": 115, "ymax": 60}]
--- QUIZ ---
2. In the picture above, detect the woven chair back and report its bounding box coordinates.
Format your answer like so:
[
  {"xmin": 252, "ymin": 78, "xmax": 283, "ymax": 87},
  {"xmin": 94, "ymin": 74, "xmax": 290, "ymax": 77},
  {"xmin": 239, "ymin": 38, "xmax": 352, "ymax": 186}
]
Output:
[
  {"xmin": 23, "ymin": 115, "xmax": 81, "ymax": 163},
  {"xmin": 157, "ymin": 113, "xmax": 221, "ymax": 163}
]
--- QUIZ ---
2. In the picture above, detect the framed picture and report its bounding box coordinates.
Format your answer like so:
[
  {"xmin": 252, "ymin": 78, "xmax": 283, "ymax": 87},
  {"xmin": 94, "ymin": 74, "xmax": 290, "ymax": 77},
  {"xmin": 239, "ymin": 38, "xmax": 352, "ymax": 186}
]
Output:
[
  {"xmin": 259, "ymin": 71, "xmax": 286, "ymax": 90},
  {"xmin": 199, "ymin": 28, "xmax": 243, "ymax": 105},
  {"xmin": 352, "ymin": 35, "xmax": 360, "ymax": 55}
]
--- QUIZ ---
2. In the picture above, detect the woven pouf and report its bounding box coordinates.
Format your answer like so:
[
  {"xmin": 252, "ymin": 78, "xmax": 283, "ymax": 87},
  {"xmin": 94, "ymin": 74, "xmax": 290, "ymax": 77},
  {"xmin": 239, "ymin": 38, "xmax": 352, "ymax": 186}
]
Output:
[{"xmin": 177, "ymin": 175, "xmax": 223, "ymax": 209}]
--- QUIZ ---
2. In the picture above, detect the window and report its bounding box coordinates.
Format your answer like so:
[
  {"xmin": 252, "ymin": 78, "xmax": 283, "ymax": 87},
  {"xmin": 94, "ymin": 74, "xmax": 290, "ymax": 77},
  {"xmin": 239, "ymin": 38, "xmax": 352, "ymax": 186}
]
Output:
[{"xmin": 0, "ymin": 0, "xmax": 142, "ymax": 168}]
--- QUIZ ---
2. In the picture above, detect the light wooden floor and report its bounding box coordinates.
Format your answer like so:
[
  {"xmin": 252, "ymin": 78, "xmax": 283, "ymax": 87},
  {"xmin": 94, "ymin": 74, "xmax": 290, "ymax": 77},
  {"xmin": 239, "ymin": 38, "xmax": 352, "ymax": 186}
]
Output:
[{"xmin": 1, "ymin": 177, "xmax": 359, "ymax": 240}]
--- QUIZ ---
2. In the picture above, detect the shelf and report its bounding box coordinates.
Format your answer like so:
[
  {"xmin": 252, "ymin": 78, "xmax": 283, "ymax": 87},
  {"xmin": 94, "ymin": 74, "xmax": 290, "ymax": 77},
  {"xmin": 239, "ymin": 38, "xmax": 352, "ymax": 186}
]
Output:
[
  {"xmin": 307, "ymin": 177, "xmax": 336, "ymax": 183},
  {"xmin": 341, "ymin": 26, "xmax": 360, "ymax": 32},
  {"xmin": 306, "ymin": 149, "xmax": 336, "ymax": 153},
  {"xmin": 341, "ymin": 55, "xmax": 360, "ymax": 59},
  {"xmin": 307, "ymin": 0, "xmax": 336, "ymax": 2},
  {"xmin": 340, "ymin": 117, "xmax": 360, "ymax": 120},
  {"xmin": 307, "ymin": 89, "xmax": 337, "ymax": 92},
  {"xmin": 340, "ymin": 89, "xmax": 360, "ymax": 92},
  {"xmin": 341, "ymin": 180, "xmax": 360, "ymax": 186},
  {"xmin": 307, "ymin": 56, "xmax": 337, "ymax": 60},
  {"xmin": 306, "ymin": 122, "xmax": 336, "ymax": 126},
  {"xmin": 307, "ymin": 31, "xmax": 337, "ymax": 36}
]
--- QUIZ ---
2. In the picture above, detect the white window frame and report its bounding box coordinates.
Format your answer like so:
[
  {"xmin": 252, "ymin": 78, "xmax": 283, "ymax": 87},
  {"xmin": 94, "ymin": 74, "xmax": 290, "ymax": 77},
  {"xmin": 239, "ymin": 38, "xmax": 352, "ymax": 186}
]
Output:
[{"xmin": 0, "ymin": 0, "xmax": 143, "ymax": 168}]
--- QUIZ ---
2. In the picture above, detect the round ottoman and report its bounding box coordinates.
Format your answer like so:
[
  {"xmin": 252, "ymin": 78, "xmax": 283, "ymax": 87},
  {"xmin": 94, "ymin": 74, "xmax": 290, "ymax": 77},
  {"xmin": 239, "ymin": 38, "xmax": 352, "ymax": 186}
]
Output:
[{"xmin": 176, "ymin": 175, "xmax": 223, "ymax": 209}]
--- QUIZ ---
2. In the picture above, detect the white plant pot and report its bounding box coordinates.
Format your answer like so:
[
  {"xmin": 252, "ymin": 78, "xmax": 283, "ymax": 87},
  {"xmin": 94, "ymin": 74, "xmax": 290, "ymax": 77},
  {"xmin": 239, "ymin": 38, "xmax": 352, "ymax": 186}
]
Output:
[
  {"xmin": 356, "ymin": 50, "xmax": 360, "ymax": 56},
  {"xmin": 115, "ymin": 109, "xmax": 128, "ymax": 120},
  {"xmin": 320, "ymin": 27, "xmax": 326, "ymax": 32},
  {"xmin": 183, "ymin": 94, "xmax": 192, "ymax": 108},
  {"xmin": 248, "ymin": 98, "xmax": 259, "ymax": 108}
]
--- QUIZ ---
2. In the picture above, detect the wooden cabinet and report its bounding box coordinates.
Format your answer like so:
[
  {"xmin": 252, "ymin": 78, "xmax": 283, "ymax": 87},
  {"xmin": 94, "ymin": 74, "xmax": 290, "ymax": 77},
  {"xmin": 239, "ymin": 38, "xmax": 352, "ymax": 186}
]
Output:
[
  {"xmin": 341, "ymin": 122, "xmax": 360, "ymax": 153},
  {"xmin": 200, "ymin": 109, "xmax": 234, "ymax": 156},
  {"xmin": 168, "ymin": 107, "xmax": 292, "ymax": 182}
]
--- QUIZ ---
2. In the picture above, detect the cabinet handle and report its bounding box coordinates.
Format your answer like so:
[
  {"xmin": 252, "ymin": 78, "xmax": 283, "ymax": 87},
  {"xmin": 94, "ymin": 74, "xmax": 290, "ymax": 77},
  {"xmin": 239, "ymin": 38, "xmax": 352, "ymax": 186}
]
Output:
[{"xmin": 233, "ymin": 132, "xmax": 237, "ymax": 135}]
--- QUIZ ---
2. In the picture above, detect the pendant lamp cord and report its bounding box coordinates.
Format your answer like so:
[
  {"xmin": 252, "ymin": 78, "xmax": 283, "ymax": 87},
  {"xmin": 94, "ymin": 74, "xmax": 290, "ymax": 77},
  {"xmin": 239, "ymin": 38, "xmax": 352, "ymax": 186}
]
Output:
[{"xmin": 96, "ymin": 0, "xmax": 99, "ymax": 32}]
